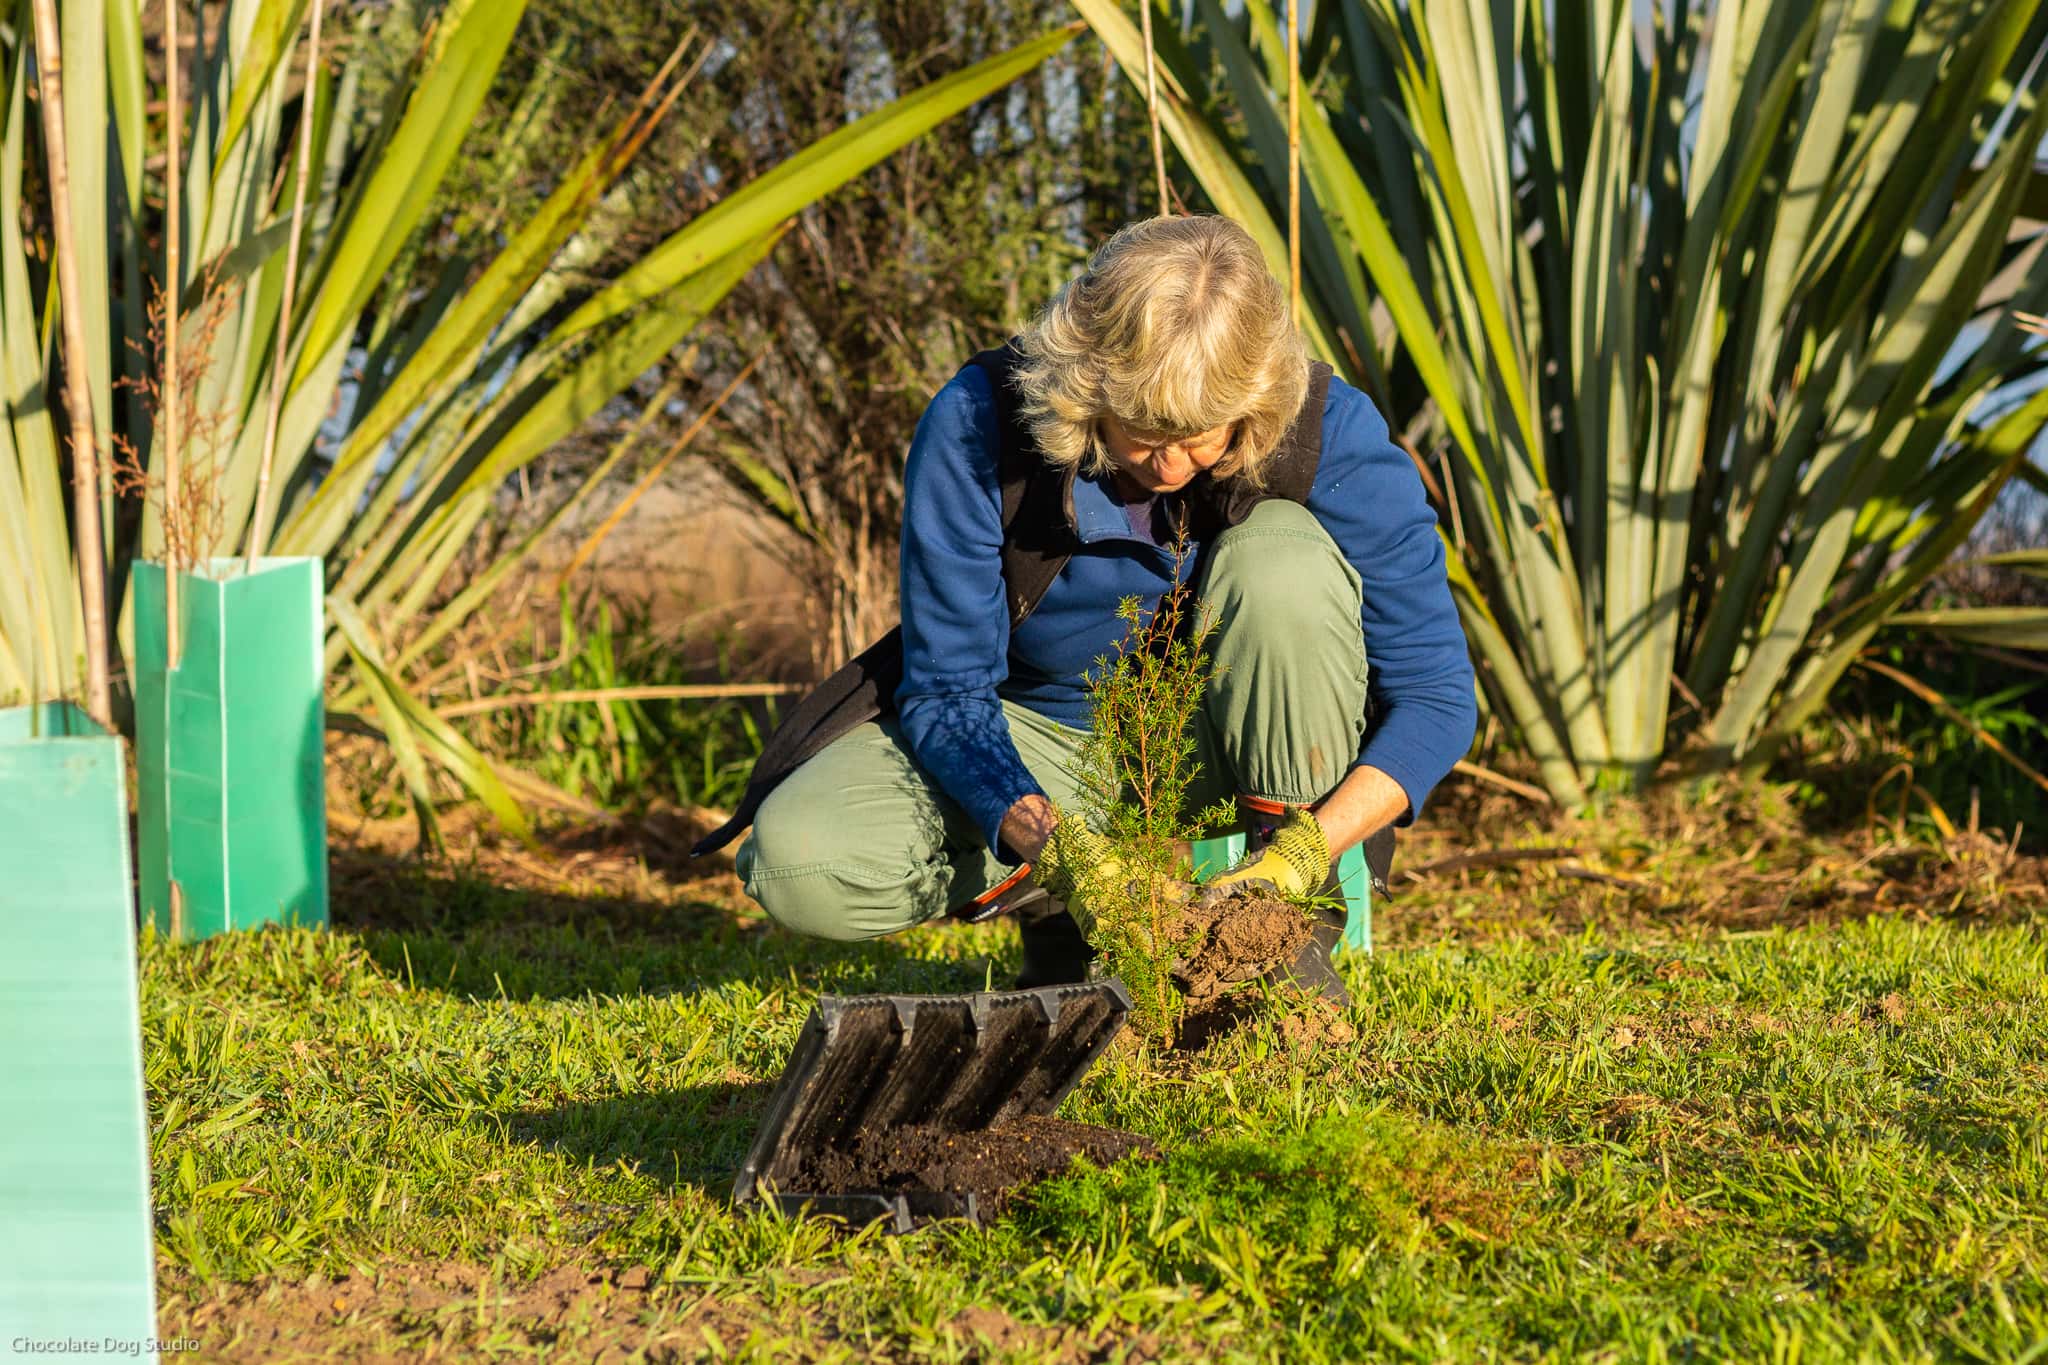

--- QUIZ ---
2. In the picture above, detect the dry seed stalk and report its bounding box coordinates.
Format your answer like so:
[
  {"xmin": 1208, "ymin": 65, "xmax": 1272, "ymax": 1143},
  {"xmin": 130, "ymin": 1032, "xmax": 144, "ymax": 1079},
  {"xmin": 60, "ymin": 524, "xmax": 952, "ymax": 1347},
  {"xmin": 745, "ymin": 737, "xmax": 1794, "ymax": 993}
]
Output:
[
  {"xmin": 1286, "ymin": 0, "xmax": 1301, "ymax": 327},
  {"xmin": 29, "ymin": 0, "xmax": 112, "ymax": 724},
  {"xmin": 113, "ymin": 272, "xmax": 246, "ymax": 577},
  {"xmin": 1138, "ymin": 0, "xmax": 1168, "ymax": 217},
  {"xmin": 164, "ymin": 0, "xmax": 185, "ymax": 661}
]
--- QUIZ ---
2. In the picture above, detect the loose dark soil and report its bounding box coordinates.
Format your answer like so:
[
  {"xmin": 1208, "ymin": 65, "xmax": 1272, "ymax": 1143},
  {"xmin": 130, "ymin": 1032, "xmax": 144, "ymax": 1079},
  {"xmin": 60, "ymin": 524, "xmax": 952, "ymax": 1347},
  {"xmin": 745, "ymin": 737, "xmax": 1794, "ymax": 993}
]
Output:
[
  {"xmin": 793, "ymin": 1115, "xmax": 1156, "ymax": 1214},
  {"xmin": 1166, "ymin": 892, "xmax": 1316, "ymax": 999}
]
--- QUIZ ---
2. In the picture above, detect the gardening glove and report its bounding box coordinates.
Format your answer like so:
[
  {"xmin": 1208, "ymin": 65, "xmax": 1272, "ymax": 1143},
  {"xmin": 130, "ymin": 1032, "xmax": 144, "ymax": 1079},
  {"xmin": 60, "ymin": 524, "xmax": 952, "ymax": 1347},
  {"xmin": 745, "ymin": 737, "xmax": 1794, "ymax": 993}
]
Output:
[
  {"xmin": 1199, "ymin": 808, "xmax": 1330, "ymax": 904},
  {"xmin": 1028, "ymin": 808, "xmax": 1198, "ymax": 945},
  {"xmin": 1027, "ymin": 809, "xmax": 1118, "ymax": 939}
]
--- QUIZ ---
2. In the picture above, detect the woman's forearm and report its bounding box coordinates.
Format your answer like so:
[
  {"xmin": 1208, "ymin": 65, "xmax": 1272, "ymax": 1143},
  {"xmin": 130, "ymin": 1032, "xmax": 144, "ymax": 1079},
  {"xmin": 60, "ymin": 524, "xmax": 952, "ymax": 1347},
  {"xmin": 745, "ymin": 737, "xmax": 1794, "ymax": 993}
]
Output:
[
  {"xmin": 998, "ymin": 792, "xmax": 1058, "ymax": 864},
  {"xmin": 1309, "ymin": 764, "xmax": 1409, "ymax": 855}
]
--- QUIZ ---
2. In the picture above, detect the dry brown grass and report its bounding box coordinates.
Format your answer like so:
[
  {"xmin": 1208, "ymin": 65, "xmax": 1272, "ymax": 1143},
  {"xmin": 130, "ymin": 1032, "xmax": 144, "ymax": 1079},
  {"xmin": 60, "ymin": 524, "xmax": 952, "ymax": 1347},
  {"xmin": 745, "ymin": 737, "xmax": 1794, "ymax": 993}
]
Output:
[
  {"xmin": 327, "ymin": 734, "xmax": 2046, "ymax": 958},
  {"xmin": 1386, "ymin": 770, "xmax": 2046, "ymax": 947}
]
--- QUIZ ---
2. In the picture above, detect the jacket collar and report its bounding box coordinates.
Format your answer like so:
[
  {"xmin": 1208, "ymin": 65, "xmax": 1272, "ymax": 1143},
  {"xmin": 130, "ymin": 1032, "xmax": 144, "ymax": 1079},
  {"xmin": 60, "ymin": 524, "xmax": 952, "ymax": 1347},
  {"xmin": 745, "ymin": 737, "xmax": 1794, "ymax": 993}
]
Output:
[{"xmin": 1070, "ymin": 468, "xmax": 1140, "ymax": 544}]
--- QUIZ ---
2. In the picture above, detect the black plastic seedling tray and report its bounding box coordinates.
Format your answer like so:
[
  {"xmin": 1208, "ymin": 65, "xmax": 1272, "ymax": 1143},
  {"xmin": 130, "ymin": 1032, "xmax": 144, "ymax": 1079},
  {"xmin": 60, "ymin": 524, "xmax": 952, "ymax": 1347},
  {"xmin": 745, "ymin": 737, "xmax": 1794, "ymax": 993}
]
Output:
[{"xmin": 733, "ymin": 981, "xmax": 1132, "ymax": 1232}]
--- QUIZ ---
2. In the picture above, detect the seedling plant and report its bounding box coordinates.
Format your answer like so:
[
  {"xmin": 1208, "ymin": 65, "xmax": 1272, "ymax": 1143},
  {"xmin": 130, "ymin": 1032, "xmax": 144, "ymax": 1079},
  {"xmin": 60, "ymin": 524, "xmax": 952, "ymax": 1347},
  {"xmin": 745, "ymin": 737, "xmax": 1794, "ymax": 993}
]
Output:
[{"xmin": 1068, "ymin": 545, "xmax": 1242, "ymax": 1044}]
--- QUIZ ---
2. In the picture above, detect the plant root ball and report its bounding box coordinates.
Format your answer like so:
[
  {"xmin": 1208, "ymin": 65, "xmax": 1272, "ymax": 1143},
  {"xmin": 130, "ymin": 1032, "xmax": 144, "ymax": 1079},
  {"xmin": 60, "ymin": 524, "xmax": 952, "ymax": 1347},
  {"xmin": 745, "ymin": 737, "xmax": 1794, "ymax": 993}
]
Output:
[{"xmin": 1166, "ymin": 892, "xmax": 1315, "ymax": 1001}]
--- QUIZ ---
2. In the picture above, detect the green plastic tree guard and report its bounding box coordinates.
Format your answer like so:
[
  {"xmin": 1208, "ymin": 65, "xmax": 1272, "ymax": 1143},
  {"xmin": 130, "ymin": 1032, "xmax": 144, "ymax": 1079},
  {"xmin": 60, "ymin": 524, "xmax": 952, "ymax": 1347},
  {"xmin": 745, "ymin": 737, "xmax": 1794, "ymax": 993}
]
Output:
[
  {"xmin": 134, "ymin": 557, "xmax": 328, "ymax": 940},
  {"xmin": 0, "ymin": 703, "xmax": 157, "ymax": 1346}
]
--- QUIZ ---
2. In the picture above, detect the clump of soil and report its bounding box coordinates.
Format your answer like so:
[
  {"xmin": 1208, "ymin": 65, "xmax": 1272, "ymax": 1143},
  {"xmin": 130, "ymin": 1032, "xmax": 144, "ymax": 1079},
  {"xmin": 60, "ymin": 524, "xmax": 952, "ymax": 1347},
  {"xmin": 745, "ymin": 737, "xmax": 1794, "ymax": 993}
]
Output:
[
  {"xmin": 794, "ymin": 1115, "xmax": 1156, "ymax": 1214},
  {"xmin": 1164, "ymin": 891, "xmax": 1316, "ymax": 1000},
  {"xmin": 1280, "ymin": 1001, "xmax": 1358, "ymax": 1048}
]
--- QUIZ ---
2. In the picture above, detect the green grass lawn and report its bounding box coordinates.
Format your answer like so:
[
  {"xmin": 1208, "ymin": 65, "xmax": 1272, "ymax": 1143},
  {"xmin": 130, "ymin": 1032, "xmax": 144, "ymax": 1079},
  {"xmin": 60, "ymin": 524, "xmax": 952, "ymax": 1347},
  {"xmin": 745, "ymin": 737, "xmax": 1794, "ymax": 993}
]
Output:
[{"xmin": 144, "ymin": 848, "xmax": 2048, "ymax": 1362}]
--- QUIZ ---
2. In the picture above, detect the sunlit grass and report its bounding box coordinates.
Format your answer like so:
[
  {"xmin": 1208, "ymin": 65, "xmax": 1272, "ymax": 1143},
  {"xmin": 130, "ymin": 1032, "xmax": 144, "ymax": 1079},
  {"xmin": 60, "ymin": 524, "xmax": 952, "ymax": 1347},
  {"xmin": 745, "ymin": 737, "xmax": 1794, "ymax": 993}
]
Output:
[{"xmin": 144, "ymin": 871, "xmax": 2048, "ymax": 1361}]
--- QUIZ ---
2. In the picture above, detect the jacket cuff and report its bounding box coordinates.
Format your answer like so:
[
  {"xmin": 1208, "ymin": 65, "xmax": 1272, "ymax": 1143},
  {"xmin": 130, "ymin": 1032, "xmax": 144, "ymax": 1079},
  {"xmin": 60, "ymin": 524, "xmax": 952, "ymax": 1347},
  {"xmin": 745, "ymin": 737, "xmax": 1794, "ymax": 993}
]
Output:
[{"xmin": 1354, "ymin": 734, "xmax": 1440, "ymax": 827}]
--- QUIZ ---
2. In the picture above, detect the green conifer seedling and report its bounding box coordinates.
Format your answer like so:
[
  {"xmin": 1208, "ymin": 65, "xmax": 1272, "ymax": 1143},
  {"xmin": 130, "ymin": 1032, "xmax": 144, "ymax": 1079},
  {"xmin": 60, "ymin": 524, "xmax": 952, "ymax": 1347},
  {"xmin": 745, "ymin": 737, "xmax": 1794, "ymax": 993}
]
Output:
[{"xmin": 1069, "ymin": 542, "xmax": 1238, "ymax": 1044}]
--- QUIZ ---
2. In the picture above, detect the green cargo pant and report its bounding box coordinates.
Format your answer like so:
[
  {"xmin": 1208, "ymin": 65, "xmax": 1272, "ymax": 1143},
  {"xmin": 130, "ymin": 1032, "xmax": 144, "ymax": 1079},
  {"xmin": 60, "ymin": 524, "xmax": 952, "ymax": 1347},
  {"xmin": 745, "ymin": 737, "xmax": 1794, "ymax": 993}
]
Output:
[{"xmin": 736, "ymin": 500, "xmax": 1369, "ymax": 940}]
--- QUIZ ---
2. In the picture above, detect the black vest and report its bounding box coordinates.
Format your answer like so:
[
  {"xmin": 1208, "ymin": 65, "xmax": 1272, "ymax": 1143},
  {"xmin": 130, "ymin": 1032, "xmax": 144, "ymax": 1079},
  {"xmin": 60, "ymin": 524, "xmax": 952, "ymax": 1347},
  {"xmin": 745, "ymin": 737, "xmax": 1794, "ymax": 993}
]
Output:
[{"xmin": 692, "ymin": 343, "xmax": 1334, "ymax": 855}]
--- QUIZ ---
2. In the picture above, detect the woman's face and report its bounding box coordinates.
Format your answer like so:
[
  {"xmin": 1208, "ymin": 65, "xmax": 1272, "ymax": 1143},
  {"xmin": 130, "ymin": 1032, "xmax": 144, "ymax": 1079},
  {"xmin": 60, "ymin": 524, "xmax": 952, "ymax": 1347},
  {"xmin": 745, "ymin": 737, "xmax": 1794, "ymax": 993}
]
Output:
[{"xmin": 1098, "ymin": 414, "xmax": 1236, "ymax": 495}]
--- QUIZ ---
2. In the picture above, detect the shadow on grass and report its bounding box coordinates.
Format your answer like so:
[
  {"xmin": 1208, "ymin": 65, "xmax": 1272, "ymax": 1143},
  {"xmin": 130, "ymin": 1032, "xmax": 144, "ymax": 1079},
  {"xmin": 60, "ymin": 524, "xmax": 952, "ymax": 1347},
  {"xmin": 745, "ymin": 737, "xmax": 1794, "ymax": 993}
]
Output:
[
  {"xmin": 1890, "ymin": 1096, "xmax": 2023, "ymax": 1161},
  {"xmin": 331, "ymin": 846, "xmax": 1008, "ymax": 1003},
  {"xmin": 504, "ymin": 1082, "xmax": 775, "ymax": 1195}
]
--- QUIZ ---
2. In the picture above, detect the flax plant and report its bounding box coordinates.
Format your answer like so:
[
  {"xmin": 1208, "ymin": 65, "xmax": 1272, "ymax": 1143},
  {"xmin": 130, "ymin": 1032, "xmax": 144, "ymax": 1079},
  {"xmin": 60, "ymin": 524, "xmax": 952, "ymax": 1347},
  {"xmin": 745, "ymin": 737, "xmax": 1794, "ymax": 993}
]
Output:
[
  {"xmin": 1080, "ymin": 0, "xmax": 2048, "ymax": 804},
  {"xmin": 0, "ymin": 0, "xmax": 1081, "ymax": 825}
]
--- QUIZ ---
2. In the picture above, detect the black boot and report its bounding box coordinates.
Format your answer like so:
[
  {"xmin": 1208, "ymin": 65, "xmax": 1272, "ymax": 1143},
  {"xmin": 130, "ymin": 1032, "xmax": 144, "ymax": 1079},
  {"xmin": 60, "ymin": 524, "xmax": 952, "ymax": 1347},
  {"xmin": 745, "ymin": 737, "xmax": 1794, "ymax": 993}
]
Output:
[
  {"xmin": 1264, "ymin": 826, "xmax": 1392, "ymax": 1005},
  {"xmin": 1265, "ymin": 905, "xmax": 1351, "ymax": 1007},
  {"xmin": 1012, "ymin": 890, "xmax": 1095, "ymax": 989},
  {"xmin": 1361, "ymin": 824, "xmax": 1396, "ymax": 900}
]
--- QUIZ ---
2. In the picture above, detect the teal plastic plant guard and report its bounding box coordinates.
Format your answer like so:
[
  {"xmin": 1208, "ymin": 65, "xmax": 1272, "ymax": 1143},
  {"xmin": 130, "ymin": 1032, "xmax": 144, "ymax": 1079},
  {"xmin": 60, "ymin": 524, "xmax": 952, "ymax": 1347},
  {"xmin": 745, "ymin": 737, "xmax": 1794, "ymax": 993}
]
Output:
[
  {"xmin": 134, "ymin": 557, "xmax": 328, "ymax": 940},
  {"xmin": 0, "ymin": 703, "xmax": 157, "ymax": 1345},
  {"xmin": 1190, "ymin": 833, "xmax": 1371, "ymax": 952}
]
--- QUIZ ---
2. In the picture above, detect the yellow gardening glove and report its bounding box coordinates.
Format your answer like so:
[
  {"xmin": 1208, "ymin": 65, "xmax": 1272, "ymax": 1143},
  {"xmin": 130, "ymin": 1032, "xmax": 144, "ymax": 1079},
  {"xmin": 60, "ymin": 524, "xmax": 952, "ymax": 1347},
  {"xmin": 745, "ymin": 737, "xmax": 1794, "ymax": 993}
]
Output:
[
  {"xmin": 1029, "ymin": 809, "xmax": 1195, "ymax": 944},
  {"xmin": 1027, "ymin": 809, "xmax": 1118, "ymax": 939},
  {"xmin": 1200, "ymin": 808, "xmax": 1331, "ymax": 902}
]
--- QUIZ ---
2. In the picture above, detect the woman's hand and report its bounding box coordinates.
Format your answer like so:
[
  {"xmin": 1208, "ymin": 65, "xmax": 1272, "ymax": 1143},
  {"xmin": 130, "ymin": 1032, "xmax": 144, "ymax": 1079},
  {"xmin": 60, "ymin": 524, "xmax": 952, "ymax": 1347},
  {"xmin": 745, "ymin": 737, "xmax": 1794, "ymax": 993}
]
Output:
[
  {"xmin": 1028, "ymin": 809, "xmax": 1114, "ymax": 904},
  {"xmin": 1012, "ymin": 800, "xmax": 1129, "ymax": 942},
  {"xmin": 1200, "ymin": 807, "xmax": 1331, "ymax": 901}
]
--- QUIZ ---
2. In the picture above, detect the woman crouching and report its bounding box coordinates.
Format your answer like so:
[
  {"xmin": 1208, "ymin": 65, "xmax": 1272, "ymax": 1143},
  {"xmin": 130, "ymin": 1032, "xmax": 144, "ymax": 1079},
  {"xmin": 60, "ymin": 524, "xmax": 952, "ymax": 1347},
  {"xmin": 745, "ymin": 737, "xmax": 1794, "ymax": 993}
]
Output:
[{"xmin": 714, "ymin": 214, "xmax": 1476, "ymax": 998}]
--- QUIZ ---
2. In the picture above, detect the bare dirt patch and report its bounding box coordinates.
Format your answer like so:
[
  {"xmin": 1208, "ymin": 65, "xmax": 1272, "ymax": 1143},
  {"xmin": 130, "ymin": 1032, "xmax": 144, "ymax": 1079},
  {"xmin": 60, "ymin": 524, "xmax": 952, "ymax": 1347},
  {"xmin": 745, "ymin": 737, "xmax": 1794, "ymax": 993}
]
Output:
[
  {"xmin": 161, "ymin": 1261, "xmax": 769, "ymax": 1362},
  {"xmin": 794, "ymin": 1115, "xmax": 1157, "ymax": 1215},
  {"xmin": 163, "ymin": 1260, "xmax": 1170, "ymax": 1363},
  {"xmin": 328, "ymin": 792, "xmax": 749, "ymax": 908},
  {"xmin": 950, "ymin": 1304, "xmax": 1167, "ymax": 1363},
  {"xmin": 1279, "ymin": 1002, "xmax": 1357, "ymax": 1049}
]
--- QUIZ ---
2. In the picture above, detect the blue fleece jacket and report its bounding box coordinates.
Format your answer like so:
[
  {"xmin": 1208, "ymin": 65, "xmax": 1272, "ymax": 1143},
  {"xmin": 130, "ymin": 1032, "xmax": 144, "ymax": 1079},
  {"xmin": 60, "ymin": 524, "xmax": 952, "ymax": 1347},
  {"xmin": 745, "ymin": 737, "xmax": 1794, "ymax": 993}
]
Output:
[{"xmin": 896, "ymin": 362, "xmax": 1477, "ymax": 856}]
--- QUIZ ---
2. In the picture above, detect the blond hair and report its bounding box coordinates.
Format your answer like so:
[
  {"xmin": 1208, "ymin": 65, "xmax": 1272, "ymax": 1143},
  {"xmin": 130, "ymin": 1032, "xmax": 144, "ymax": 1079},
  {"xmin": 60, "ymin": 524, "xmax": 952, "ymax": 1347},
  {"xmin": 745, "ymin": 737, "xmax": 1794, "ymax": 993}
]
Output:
[{"xmin": 1014, "ymin": 215, "xmax": 1310, "ymax": 488}]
